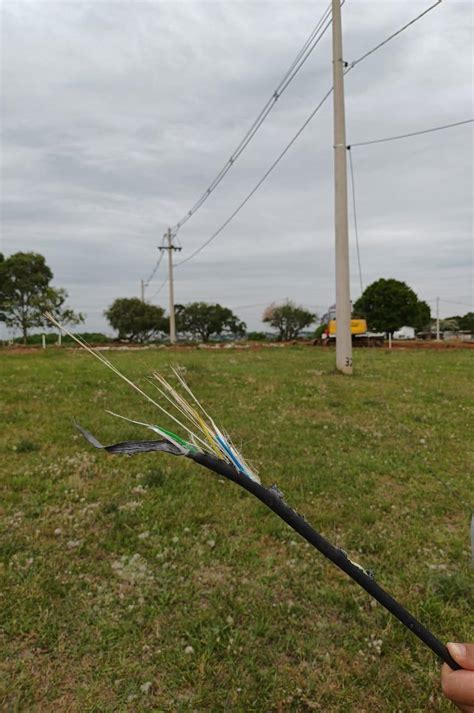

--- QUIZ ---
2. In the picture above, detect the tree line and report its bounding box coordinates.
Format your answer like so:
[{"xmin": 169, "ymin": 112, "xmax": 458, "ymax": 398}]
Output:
[
  {"xmin": 105, "ymin": 299, "xmax": 317, "ymax": 343},
  {"xmin": 1, "ymin": 252, "xmax": 472, "ymax": 344},
  {"xmin": 0, "ymin": 252, "xmax": 317, "ymax": 343}
]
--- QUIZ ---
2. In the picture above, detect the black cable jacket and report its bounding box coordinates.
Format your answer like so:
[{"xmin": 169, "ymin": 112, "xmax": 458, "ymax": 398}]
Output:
[{"xmin": 190, "ymin": 452, "xmax": 461, "ymax": 671}]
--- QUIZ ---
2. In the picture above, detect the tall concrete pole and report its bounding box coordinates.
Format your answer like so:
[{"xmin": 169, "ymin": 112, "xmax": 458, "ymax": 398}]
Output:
[
  {"xmin": 140, "ymin": 279, "xmax": 145, "ymax": 303},
  {"xmin": 332, "ymin": 0, "xmax": 353, "ymax": 375},
  {"xmin": 159, "ymin": 228, "xmax": 182, "ymax": 344}
]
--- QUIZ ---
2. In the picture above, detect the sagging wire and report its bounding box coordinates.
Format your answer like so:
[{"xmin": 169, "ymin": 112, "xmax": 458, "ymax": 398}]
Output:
[
  {"xmin": 175, "ymin": 0, "xmax": 446, "ymax": 268},
  {"xmin": 149, "ymin": 276, "xmax": 168, "ymax": 301},
  {"xmin": 348, "ymin": 0, "xmax": 442, "ymax": 69},
  {"xmin": 347, "ymin": 146, "xmax": 366, "ymax": 320},
  {"xmin": 47, "ymin": 312, "xmax": 462, "ymax": 672},
  {"xmin": 349, "ymin": 118, "xmax": 473, "ymax": 148},
  {"xmin": 175, "ymin": 86, "xmax": 334, "ymax": 267},
  {"xmin": 169, "ymin": 2, "xmax": 335, "ymax": 236},
  {"xmin": 145, "ymin": 249, "xmax": 165, "ymax": 286}
]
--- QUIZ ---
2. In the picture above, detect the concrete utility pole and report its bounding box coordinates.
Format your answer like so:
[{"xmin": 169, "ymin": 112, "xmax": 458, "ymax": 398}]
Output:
[
  {"xmin": 159, "ymin": 228, "xmax": 182, "ymax": 344},
  {"xmin": 331, "ymin": 0, "xmax": 353, "ymax": 375},
  {"xmin": 436, "ymin": 296, "xmax": 440, "ymax": 341},
  {"xmin": 140, "ymin": 279, "xmax": 146, "ymax": 303}
]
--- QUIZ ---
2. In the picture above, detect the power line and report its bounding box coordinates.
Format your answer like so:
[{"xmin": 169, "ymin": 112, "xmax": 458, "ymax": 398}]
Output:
[
  {"xmin": 349, "ymin": 0, "xmax": 442, "ymax": 69},
  {"xmin": 232, "ymin": 301, "xmax": 326, "ymax": 311},
  {"xmin": 169, "ymin": 3, "xmax": 334, "ymax": 235},
  {"xmin": 145, "ymin": 246, "xmax": 165, "ymax": 284},
  {"xmin": 428, "ymin": 298, "xmax": 473, "ymax": 309},
  {"xmin": 349, "ymin": 119, "xmax": 473, "ymax": 148},
  {"xmin": 149, "ymin": 276, "xmax": 168, "ymax": 301},
  {"xmin": 347, "ymin": 148, "xmax": 365, "ymax": 314},
  {"xmin": 175, "ymin": 0, "xmax": 445, "ymax": 268},
  {"xmin": 232, "ymin": 302, "xmax": 271, "ymax": 311},
  {"xmin": 442, "ymin": 299, "xmax": 473, "ymax": 308},
  {"xmin": 176, "ymin": 86, "xmax": 334, "ymax": 267}
]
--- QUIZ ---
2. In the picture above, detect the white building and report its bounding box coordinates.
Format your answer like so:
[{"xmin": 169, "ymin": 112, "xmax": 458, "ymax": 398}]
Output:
[{"xmin": 393, "ymin": 326, "xmax": 416, "ymax": 340}]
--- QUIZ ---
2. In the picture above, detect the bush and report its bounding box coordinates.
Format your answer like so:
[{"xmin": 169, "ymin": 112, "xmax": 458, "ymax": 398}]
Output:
[
  {"xmin": 262, "ymin": 301, "xmax": 316, "ymax": 340},
  {"xmin": 14, "ymin": 439, "xmax": 40, "ymax": 453},
  {"xmin": 246, "ymin": 331, "xmax": 267, "ymax": 341},
  {"xmin": 62, "ymin": 332, "xmax": 110, "ymax": 344},
  {"xmin": 314, "ymin": 324, "xmax": 328, "ymax": 339}
]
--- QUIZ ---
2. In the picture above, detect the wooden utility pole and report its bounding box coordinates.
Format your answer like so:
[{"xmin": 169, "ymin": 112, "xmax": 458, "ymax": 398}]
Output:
[
  {"xmin": 331, "ymin": 0, "xmax": 353, "ymax": 375},
  {"xmin": 159, "ymin": 228, "xmax": 182, "ymax": 344}
]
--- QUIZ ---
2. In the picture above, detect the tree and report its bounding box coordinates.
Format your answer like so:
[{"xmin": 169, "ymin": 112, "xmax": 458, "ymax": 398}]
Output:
[
  {"xmin": 105, "ymin": 298, "xmax": 167, "ymax": 342},
  {"xmin": 443, "ymin": 315, "xmax": 461, "ymax": 330},
  {"xmin": 262, "ymin": 301, "xmax": 316, "ymax": 341},
  {"xmin": 413, "ymin": 300, "xmax": 431, "ymax": 333},
  {"xmin": 434, "ymin": 316, "xmax": 460, "ymax": 334},
  {"xmin": 246, "ymin": 331, "xmax": 267, "ymax": 341},
  {"xmin": 175, "ymin": 302, "xmax": 246, "ymax": 343},
  {"xmin": 314, "ymin": 323, "xmax": 328, "ymax": 340},
  {"xmin": 0, "ymin": 252, "xmax": 83, "ymax": 343},
  {"xmin": 441, "ymin": 313, "xmax": 474, "ymax": 335},
  {"xmin": 353, "ymin": 279, "xmax": 424, "ymax": 336},
  {"xmin": 459, "ymin": 312, "xmax": 474, "ymax": 333}
]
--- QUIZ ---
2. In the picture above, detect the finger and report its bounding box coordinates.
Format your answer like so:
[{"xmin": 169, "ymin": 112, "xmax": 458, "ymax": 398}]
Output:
[
  {"xmin": 442, "ymin": 666, "xmax": 474, "ymax": 707},
  {"xmin": 453, "ymin": 704, "xmax": 474, "ymax": 713},
  {"xmin": 448, "ymin": 644, "xmax": 474, "ymax": 671}
]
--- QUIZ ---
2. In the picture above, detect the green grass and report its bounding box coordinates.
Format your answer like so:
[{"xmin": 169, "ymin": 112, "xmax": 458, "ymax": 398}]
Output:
[{"xmin": 0, "ymin": 346, "xmax": 472, "ymax": 711}]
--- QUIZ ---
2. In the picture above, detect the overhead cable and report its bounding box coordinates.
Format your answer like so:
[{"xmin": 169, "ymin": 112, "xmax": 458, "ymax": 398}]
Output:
[
  {"xmin": 232, "ymin": 302, "xmax": 271, "ymax": 310},
  {"xmin": 149, "ymin": 276, "xmax": 168, "ymax": 301},
  {"xmin": 349, "ymin": 0, "xmax": 442, "ymax": 68},
  {"xmin": 175, "ymin": 0, "xmax": 444, "ymax": 267},
  {"xmin": 145, "ymin": 250, "xmax": 165, "ymax": 285},
  {"xmin": 347, "ymin": 148, "xmax": 365, "ymax": 313},
  {"xmin": 169, "ymin": 2, "xmax": 334, "ymax": 235},
  {"xmin": 176, "ymin": 87, "xmax": 334, "ymax": 266},
  {"xmin": 436, "ymin": 298, "xmax": 473, "ymax": 308},
  {"xmin": 349, "ymin": 119, "xmax": 473, "ymax": 148}
]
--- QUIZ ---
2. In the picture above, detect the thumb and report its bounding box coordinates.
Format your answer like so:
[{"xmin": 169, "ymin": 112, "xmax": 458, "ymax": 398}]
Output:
[{"xmin": 448, "ymin": 643, "xmax": 474, "ymax": 670}]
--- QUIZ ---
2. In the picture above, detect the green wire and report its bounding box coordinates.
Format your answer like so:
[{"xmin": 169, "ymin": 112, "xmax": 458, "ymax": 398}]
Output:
[{"xmin": 156, "ymin": 425, "xmax": 197, "ymax": 452}]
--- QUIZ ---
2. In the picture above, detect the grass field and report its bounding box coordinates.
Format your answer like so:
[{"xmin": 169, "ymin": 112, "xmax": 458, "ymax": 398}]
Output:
[{"xmin": 0, "ymin": 346, "xmax": 472, "ymax": 712}]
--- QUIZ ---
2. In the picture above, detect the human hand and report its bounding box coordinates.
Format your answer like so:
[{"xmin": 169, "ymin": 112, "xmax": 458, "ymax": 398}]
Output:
[{"xmin": 442, "ymin": 643, "xmax": 474, "ymax": 711}]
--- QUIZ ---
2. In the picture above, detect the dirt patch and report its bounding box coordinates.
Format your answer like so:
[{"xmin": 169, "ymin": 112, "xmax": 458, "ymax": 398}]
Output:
[
  {"xmin": 385, "ymin": 340, "xmax": 474, "ymax": 350},
  {"xmin": 193, "ymin": 563, "xmax": 233, "ymax": 588},
  {"xmin": 3, "ymin": 337, "xmax": 472, "ymax": 354}
]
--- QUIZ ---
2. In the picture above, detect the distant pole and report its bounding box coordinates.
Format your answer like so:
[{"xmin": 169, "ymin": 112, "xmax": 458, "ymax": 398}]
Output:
[
  {"xmin": 159, "ymin": 228, "xmax": 182, "ymax": 344},
  {"xmin": 140, "ymin": 279, "xmax": 146, "ymax": 303},
  {"xmin": 332, "ymin": 0, "xmax": 352, "ymax": 375},
  {"xmin": 436, "ymin": 297, "xmax": 440, "ymax": 341}
]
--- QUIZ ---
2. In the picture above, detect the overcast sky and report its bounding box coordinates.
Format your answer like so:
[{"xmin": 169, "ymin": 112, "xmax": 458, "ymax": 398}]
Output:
[{"xmin": 1, "ymin": 0, "xmax": 472, "ymax": 335}]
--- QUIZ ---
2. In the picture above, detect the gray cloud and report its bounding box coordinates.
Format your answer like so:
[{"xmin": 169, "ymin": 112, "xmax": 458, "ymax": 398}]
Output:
[{"xmin": 1, "ymin": 0, "xmax": 472, "ymax": 337}]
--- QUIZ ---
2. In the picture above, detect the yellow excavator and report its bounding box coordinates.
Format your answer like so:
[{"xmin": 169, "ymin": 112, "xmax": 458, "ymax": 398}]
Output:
[{"xmin": 324, "ymin": 319, "xmax": 384, "ymax": 346}]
